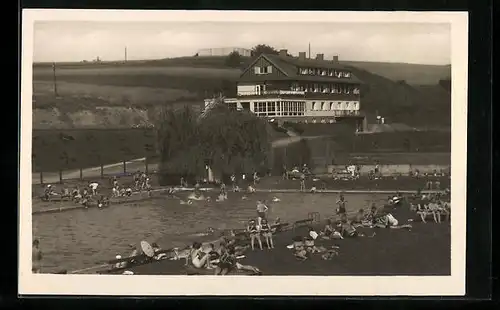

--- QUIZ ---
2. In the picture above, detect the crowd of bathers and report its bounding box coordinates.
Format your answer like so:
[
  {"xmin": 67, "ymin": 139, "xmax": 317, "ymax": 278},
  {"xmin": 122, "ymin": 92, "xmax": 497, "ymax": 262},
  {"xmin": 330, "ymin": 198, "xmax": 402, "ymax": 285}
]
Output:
[{"xmin": 40, "ymin": 171, "xmax": 153, "ymax": 209}]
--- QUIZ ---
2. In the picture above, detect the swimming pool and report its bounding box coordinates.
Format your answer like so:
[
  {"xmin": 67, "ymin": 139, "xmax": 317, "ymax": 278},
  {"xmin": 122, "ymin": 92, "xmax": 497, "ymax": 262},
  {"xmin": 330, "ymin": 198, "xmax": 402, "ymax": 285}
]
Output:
[{"xmin": 33, "ymin": 192, "xmax": 389, "ymax": 273}]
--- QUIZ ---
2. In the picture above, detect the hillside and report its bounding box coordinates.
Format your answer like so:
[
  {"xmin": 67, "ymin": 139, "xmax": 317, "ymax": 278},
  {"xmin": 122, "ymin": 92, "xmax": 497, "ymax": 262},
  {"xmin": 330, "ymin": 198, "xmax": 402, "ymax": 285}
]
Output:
[
  {"xmin": 32, "ymin": 56, "xmax": 451, "ymax": 129},
  {"xmin": 33, "ymin": 56, "xmax": 450, "ymax": 85}
]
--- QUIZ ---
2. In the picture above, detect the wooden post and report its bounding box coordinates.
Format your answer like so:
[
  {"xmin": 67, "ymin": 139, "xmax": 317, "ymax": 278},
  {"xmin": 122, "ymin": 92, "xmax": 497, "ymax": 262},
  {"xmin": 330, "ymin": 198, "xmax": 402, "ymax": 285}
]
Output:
[
  {"xmin": 40, "ymin": 171, "xmax": 43, "ymax": 185},
  {"xmin": 59, "ymin": 170, "xmax": 63, "ymax": 184},
  {"xmin": 145, "ymin": 157, "xmax": 149, "ymax": 174},
  {"xmin": 123, "ymin": 160, "xmax": 126, "ymax": 174},
  {"xmin": 100, "ymin": 163, "xmax": 104, "ymax": 179},
  {"xmin": 80, "ymin": 168, "xmax": 83, "ymax": 180}
]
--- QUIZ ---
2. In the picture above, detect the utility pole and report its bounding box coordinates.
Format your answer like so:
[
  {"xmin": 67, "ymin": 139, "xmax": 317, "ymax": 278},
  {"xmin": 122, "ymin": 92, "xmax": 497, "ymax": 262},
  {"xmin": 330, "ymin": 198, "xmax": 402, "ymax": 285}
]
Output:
[
  {"xmin": 52, "ymin": 62, "xmax": 58, "ymax": 97},
  {"xmin": 125, "ymin": 46, "xmax": 127, "ymax": 63},
  {"xmin": 308, "ymin": 43, "xmax": 311, "ymax": 59}
]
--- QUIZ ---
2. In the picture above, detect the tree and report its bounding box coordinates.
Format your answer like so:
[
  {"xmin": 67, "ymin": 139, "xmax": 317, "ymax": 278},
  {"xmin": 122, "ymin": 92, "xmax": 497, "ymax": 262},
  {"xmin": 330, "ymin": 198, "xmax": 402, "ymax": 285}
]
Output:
[
  {"xmin": 156, "ymin": 104, "xmax": 271, "ymax": 185},
  {"xmin": 251, "ymin": 44, "xmax": 279, "ymax": 57},
  {"xmin": 198, "ymin": 105, "xmax": 270, "ymax": 176},
  {"xmin": 225, "ymin": 51, "xmax": 242, "ymax": 68}
]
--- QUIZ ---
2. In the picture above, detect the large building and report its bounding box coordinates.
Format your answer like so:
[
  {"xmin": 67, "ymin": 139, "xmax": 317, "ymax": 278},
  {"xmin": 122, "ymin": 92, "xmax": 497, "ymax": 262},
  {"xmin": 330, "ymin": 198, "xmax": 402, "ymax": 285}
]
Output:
[
  {"xmin": 203, "ymin": 49, "xmax": 366, "ymax": 132},
  {"xmin": 197, "ymin": 47, "xmax": 252, "ymax": 57}
]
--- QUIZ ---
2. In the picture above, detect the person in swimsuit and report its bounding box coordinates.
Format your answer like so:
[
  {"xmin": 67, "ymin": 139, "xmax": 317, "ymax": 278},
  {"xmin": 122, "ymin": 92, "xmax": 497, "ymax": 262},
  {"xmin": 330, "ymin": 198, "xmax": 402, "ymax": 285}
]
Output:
[
  {"xmin": 43, "ymin": 184, "xmax": 53, "ymax": 201},
  {"xmin": 336, "ymin": 194, "xmax": 347, "ymax": 216},
  {"xmin": 215, "ymin": 245, "xmax": 238, "ymax": 275},
  {"xmin": 339, "ymin": 214, "xmax": 359, "ymax": 237},
  {"xmin": 292, "ymin": 236, "xmax": 308, "ymax": 261},
  {"xmin": 189, "ymin": 242, "xmax": 210, "ymax": 269},
  {"xmin": 299, "ymin": 173, "xmax": 306, "ymax": 192},
  {"xmin": 32, "ymin": 239, "xmax": 42, "ymax": 273},
  {"xmin": 247, "ymin": 219, "xmax": 263, "ymax": 251},
  {"xmin": 321, "ymin": 219, "xmax": 335, "ymax": 238},
  {"xmin": 260, "ymin": 219, "xmax": 274, "ymax": 249},
  {"xmin": 256, "ymin": 201, "xmax": 268, "ymax": 226}
]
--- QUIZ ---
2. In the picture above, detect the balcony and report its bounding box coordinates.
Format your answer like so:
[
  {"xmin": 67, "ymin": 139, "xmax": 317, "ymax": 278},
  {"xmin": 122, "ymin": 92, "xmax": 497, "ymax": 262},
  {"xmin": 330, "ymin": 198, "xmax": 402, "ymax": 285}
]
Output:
[
  {"xmin": 237, "ymin": 90, "xmax": 306, "ymax": 97},
  {"xmin": 237, "ymin": 90, "xmax": 359, "ymax": 101}
]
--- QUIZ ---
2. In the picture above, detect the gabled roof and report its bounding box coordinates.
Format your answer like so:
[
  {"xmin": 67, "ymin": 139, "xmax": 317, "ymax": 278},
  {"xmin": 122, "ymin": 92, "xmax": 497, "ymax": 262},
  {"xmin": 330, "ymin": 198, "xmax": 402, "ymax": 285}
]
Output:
[{"xmin": 239, "ymin": 53, "xmax": 363, "ymax": 84}]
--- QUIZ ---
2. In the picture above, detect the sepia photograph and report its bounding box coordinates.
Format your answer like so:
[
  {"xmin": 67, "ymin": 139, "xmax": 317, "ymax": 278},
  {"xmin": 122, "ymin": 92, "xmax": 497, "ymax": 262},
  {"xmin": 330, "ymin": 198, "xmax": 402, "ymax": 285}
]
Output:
[{"xmin": 20, "ymin": 10, "xmax": 468, "ymax": 295}]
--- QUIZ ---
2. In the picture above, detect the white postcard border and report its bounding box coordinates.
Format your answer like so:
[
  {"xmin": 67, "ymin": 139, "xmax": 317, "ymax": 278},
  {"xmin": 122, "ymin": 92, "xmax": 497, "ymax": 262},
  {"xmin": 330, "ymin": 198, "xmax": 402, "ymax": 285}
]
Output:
[{"xmin": 19, "ymin": 9, "xmax": 468, "ymax": 296}]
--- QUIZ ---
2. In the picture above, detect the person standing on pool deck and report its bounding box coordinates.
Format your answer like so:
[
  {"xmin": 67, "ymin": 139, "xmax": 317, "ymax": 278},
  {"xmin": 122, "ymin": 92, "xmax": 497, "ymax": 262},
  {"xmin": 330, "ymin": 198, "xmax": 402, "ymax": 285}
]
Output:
[
  {"xmin": 299, "ymin": 172, "xmax": 306, "ymax": 192},
  {"xmin": 32, "ymin": 239, "xmax": 42, "ymax": 273},
  {"xmin": 336, "ymin": 194, "xmax": 347, "ymax": 216},
  {"xmin": 256, "ymin": 200, "xmax": 268, "ymax": 226}
]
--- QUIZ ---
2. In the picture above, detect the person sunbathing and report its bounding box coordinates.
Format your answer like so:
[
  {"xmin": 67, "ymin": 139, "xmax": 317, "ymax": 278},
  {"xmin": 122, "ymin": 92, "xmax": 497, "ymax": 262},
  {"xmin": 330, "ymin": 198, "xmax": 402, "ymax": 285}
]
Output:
[
  {"xmin": 322, "ymin": 219, "xmax": 335, "ymax": 236},
  {"xmin": 292, "ymin": 237, "xmax": 308, "ymax": 261},
  {"xmin": 304, "ymin": 236, "xmax": 322, "ymax": 254},
  {"xmin": 339, "ymin": 215, "xmax": 360, "ymax": 237},
  {"xmin": 215, "ymin": 245, "xmax": 260, "ymax": 275},
  {"xmin": 189, "ymin": 242, "xmax": 210, "ymax": 269}
]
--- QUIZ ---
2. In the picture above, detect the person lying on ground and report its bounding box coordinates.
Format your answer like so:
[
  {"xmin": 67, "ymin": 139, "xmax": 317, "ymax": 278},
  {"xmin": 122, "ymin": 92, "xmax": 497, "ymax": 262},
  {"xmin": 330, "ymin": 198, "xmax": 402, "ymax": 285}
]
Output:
[
  {"xmin": 260, "ymin": 219, "xmax": 274, "ymax": 249},
  {"xmin": 308, "ymin": 226, "xmax": 319, "ymax": 240},
  {"xmin": 310, "ymin": 186, "xmax": 317, "ymax": 193},
  {"xmin": 247, "ymin": 219, "xmax": 263, "ymax": 251},
  {"xmin": 292, "ymin": 236, "xmax": 308, "ymax": 261},
  {"xmin": 319, "ymin": 220, "xmax": 344, "ymax": 240},
  {"xmin": 125, "ymin": 187, "xmax": 133, "ymax": 197},
  {"xmin": 215, "ymin": 245, "xmax": 261, "ymax": 275},
  {"xmin": 304, "ymin": 236, "xmax": 323, "ymax": 254},
  {"xmin": 151, "ymin": 243, "xmax": 168, "ymax": 260}
]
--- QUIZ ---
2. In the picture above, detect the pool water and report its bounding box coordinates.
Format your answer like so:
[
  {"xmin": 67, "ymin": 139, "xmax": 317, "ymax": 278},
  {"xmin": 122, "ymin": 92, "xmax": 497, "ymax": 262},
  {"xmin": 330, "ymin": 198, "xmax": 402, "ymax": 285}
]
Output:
[{"xmin": 33, "ymin": 192, "xmax": 389, "ymax": 273}]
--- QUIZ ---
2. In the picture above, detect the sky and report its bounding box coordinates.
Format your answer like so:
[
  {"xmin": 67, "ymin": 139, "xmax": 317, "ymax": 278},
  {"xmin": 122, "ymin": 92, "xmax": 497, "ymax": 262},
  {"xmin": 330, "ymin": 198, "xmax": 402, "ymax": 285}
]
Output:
[{"xmin": 33, "ymin": 21, "xmax": 451, "ymax": 65}]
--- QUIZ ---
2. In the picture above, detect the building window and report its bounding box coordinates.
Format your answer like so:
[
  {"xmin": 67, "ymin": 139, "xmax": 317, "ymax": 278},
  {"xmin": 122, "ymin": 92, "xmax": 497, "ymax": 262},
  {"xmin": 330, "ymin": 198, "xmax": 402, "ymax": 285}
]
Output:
[
  {"xmin": 267, "ymin": 102, "xmax": 276, "ymax": 116},
  {"xmin": 254, "ymin": 66, "xmax": 273, "ymax": 75},
  {"xmin": 353, "ymin": 88, "xmax": 360, "ymax": 95},
  {"xmin": 299, "ymin": 68, "xmax": 308, "ymax": 75},
  {"xmin": 311, "ymin": 101, "xmax": 316, "ymax": 110},
  {"xmin": 330, "ymin": 102, "xmax": 334, "ymax": 110},
  {"xmin": 255, "ymin": 102, "xmax": 267, "ymax": 114},
  {"xmin": 321, "ymin": 69, "xmax": 327, "ymax": 76},
  {"xmin": 321, "ymin": 102, "xmax": 325, "ymax": 110}
]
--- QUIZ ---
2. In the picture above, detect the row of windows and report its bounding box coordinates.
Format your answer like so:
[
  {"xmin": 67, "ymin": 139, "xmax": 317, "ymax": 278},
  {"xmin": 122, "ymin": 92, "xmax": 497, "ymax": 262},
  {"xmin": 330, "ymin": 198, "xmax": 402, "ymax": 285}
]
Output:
[
  {"xmin": 291, "ymin": 83, "xmax": 360, "ymax": 95},
  {"xmin": 298, "ymin": 68, "xmax": 351, "ymax": 78},
  {"xmin": 312, "ymin": 101, "xmax": 359, "ymax": 110},
  {"xmin": 254, "ymin": 101, "xmax": 306, "ymax": 116}
]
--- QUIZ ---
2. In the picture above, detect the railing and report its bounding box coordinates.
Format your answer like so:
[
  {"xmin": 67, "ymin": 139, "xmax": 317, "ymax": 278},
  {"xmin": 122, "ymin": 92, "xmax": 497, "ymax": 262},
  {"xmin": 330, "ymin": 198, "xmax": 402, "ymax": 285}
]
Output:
[{"xmin": 237, "ymin": 90, "xmax": 306, "ymax": 96}]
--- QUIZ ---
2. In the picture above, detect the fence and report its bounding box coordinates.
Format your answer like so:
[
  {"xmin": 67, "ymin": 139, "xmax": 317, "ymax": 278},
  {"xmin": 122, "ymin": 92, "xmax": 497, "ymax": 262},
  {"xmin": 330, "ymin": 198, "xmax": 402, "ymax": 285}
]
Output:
[{"xmin": 32, "ymin": 158, "xmax": 159, "ymax": 185}]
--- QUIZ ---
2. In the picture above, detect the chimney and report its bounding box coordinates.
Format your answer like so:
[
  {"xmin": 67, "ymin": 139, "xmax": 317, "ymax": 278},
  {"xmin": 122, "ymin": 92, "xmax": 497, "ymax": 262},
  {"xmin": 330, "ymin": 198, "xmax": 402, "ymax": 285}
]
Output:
[
  {"xmin": 298, "ymin": 52, "xmax": 306, "ymax": 60},
  {"xmin": 332, "ymin": 55, "xmax": 339, "ymax": 62},
  {"xmin": 315, "ymin": 53, "xmax": 324, "ymax": 61},
  {"xmin": 279, "ymin": 49, "xmax": 288, "ymax": 57}
]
